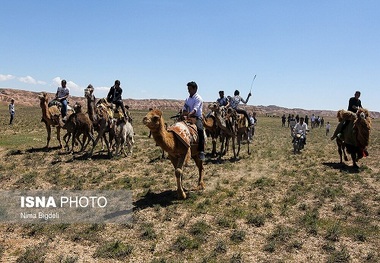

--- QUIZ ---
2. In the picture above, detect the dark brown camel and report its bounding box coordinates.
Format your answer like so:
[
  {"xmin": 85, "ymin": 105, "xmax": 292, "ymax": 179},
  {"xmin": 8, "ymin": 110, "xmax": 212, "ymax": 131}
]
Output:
[{"xmin": 332, "ymin": 108, "xmax": 371, "ymax": 168}]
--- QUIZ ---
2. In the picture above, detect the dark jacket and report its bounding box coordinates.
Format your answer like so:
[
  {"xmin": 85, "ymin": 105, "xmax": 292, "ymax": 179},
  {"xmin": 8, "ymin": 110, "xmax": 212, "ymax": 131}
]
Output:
[{"xmin": 107, "ymin": 86, "xmax": 123, "ymax": 103}]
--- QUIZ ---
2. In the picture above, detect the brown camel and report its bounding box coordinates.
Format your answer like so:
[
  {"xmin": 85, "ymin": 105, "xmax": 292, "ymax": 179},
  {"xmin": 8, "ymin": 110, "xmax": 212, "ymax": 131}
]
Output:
[
  {"xmin": 332, "ymin": 108, "xmax": 371, "ymax": 168},
  {"xmin": 38, "ymin": 92, "xmax": 63, "ymax": 148},
  {"xmin": 208, "ymin": 102, "xmax": 236, "ymax": 160},
  {"xmin": 202, "ymin": 113, "xmax": 220, "ymax": 157},
  {"xmin": 62, "ymin": 103, "xmax": 95, "ymax": 153},
  {"xmin": 235, "ymin": 113, "xmax": 251, "ymax": 157},
  {"xmin": 84, "ymin": 87, "xmax": 113, "ymax": 157},
  {"xmin": 143, "ymin": 109, "xmax": 205, "ymax": 199}
]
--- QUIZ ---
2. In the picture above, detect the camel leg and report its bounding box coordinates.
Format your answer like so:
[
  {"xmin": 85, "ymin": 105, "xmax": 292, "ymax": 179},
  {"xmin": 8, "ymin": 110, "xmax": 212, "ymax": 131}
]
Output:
[
  {"xmin": 352, "ymin": 152, "xmax": 359, "ymax": 169},
  {"xmin": 211, "ymin": 138, "xmax": 217, "ymax": 157},
  {"xmin": 193, "ymin": 154, "xmax": 205, "ymax": 190},
  {"xmin": 82, "ymin": 132, "xmax": 96, "ymax": 152},
  {"xmin": 63, "ymin": 132, "xmax": 71, "ymax": 151},
  {"xmin": 45, "ymin": 123, "xmax": 51, "ymax": 148},
  {"xmin": 247, "ymin": 136, "xmax": 250, "ymax": 155},
  {"xmin": 56, "ymin": 127, "xmax": 62, "ymax": 148},
  {"xmin": 342, "ymin": 146, "xmax": 348, "ymax": 162},
  {"xmin": 236, "ymin": 135, "xmax": 241, "ymax": 157},
  {"xmin": 231, "ymin": 136, "xmax": 237, "ymax": 159},
  {"xmin": 169, "ymin": 155, "xmax": 187, "ymax": 199},
  {"xmin": 71, "ymin": 130, "xmax": 77, "ymax": 153},
  {"xmin": 338, "ymin": 143, "xmax": 343, "ymax": 163}
]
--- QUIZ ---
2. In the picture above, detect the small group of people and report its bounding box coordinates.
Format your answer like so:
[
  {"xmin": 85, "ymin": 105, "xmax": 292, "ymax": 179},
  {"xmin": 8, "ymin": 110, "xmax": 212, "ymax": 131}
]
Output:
[
  {"xmin": 49, "ymin": 78, "xmax": 366, "ymax": 160},
  {"xmin": 183, "ymin": 82, "xmax": 255, "ymax": 160},
  {"xmin": 54, "ymin": 79, "xmax": 130, "ymax": 122},
  {"xmin": 216, "ymin": 90, "xmax": 254, "ymax": 126}
]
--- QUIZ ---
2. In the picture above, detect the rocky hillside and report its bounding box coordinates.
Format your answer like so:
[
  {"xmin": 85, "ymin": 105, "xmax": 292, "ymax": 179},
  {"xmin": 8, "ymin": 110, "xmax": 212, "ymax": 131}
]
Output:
[{"xmin": 1, "ymin": 88, "xmax": 379, "ymax": 118}]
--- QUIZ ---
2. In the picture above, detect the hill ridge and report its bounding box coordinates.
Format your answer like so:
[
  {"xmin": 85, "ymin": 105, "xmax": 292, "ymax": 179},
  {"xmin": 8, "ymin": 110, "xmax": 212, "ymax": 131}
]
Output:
[{"xmin": 1, "ymin": 88, "xmax": 379, "ymax": 118}]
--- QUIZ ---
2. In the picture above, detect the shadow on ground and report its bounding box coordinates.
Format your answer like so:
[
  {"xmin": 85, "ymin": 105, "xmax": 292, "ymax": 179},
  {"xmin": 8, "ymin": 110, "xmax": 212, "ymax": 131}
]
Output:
[
  {"xmin": 322, "ymin": 162, "xmax": 360, "ymax": 173},
  {"xmin": 133, "ymin": 189, "xmax": 177, "ymax": 210}
]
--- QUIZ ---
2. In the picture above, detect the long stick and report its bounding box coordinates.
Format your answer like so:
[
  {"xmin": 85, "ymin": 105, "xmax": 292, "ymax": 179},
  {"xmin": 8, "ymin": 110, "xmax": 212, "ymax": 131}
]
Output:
[{"xmin": 249, "ymin": 74, "xmax": 257, "ymax": 93}]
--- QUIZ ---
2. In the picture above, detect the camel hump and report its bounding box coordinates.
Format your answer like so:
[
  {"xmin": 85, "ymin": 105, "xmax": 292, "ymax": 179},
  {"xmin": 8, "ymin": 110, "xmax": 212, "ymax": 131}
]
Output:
[
  {"xmin": 167, "ymin": 121, "xmax": 198, "ymax": 148},
  {"xmin": 48, "ymin": 105, "xmax": 61, "ymax": 117},
  {"xmin": 237, "ymin": 114, "xmax": 248, "ymax": 128},
  {"xmin": 96, "ymin": 100, "xmax": 114, "ymax": 119}
]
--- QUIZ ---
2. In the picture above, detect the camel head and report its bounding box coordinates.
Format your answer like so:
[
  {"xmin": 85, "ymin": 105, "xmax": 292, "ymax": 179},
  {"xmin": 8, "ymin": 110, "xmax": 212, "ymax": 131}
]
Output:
[
  {"xmin": 38, "ymin": 92, "xmax": 48, "ymax": 107},
  {"xmin": 73, "ymin": 102, "xmax": 82, "ymax": 113},
  {"xmin": 143, "ymin": 109, "xmax": 163, "ymax": 130},
  {"xmin": 208, "ymin": 102, "xmax": 220, "ymax": 112},
  {"xmin": 357, "ymin": 108, "xmax": 370, "ymax": 119},
  {"xmin": 84, "ymin": 86, "xmax": 94, "ymax": 98}
]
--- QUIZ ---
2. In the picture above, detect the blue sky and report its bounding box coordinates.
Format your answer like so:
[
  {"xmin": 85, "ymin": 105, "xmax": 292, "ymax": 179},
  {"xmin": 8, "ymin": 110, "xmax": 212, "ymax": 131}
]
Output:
[{"xmin": 1, "ymin": 0, "xmax": 379, "ymax": 111}]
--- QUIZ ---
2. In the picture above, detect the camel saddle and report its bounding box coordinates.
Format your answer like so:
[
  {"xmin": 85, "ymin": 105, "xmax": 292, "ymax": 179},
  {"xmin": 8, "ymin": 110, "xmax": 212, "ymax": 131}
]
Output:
[{"xmin": 167, "ymin": 121, "xmax": 198, "ymax": 148}]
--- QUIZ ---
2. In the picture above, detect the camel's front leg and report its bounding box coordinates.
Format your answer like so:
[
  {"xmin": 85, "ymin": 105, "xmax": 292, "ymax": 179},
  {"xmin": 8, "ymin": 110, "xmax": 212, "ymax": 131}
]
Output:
[
  {"xmin": 45, "ymin": 124, "xmax": 51, "ymax": 148},
  {"xmin": 170, "ymin": 155, "xmax": 187, "ymax": 199}
]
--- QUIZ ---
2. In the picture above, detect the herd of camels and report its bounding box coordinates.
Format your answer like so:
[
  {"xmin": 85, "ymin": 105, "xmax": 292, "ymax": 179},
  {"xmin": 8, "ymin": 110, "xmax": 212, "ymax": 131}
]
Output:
[{"xmin": 38, "ymin": 89, "xmax": 372, "ymax": 199}]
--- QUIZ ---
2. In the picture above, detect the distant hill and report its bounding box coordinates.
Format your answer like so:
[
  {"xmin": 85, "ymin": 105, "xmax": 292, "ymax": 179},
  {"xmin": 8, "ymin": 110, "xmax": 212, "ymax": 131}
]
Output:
[{"xmin": 1, "ymin": 88, "xmax": 379, "ymax": 118}]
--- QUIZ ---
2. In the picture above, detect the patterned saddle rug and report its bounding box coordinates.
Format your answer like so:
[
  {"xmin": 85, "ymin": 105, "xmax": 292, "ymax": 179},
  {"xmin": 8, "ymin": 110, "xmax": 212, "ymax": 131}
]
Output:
[{"xmin": 167, "ymin": 121, "xmax": 198, "ymax": 148}]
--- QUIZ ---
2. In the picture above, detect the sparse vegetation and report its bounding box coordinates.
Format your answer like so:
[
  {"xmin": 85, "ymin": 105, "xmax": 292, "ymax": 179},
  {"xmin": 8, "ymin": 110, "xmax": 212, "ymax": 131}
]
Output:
[{"xmin": 0, "ymin": 103, "xmax": 379, "ymax": 262}]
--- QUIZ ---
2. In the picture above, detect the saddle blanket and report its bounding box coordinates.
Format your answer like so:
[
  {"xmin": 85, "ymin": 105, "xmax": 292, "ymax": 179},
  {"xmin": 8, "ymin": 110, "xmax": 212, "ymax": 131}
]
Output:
[{"xmin": 167, "ymin": 121, "xmax": 198, "ymax": 148}]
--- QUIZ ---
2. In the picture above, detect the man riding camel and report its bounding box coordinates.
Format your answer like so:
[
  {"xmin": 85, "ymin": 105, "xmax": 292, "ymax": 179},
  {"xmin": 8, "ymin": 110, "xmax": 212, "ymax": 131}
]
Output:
[{"xmin": 227, "ymin": 90, "xmax": 253, "ymax": 126}]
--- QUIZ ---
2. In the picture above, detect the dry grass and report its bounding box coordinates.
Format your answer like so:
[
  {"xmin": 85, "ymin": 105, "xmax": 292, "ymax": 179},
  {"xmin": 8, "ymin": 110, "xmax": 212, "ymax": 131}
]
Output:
[{"xmin": 0, "ymin": 105, "xmax": 379, "ymax": 262}]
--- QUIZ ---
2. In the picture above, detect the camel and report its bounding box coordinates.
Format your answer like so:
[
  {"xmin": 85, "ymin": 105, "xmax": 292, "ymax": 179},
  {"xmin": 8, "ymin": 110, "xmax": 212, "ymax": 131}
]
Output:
[
  {"xmin": 38, "ymin": 92, "xmax": 63, "ymax": 148},
  {"xmin": 143, "ymin": 109, "xmax": 204, "ymax": 199},
  {"xmin": 332, "ymin": 108, "xmax": 371, "ymax": 168},
  {"xmin": 62, "ymin": 103, "xmax": 95, "ymax": 153},
  {"xmin": 113, "ymin": 118, "xmax": 134, "ymax": 157},
  {"xmin": 208, "ymin": 102, "xmax": 236, "ymax": 160},
  {"xmin": 84, "ymin": 87, "xmax": 113, "ymax": 157},
  {"xmin": 235, "ymin": 113, "xmax": 251, "ymax": 157},
  {"xmin": 202, "ymin": 113, "xmax": 220, "ymax": 157}
]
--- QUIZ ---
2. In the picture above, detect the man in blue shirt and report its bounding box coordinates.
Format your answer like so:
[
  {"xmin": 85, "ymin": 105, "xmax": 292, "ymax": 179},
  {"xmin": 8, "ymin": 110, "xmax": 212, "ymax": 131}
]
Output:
[
  {"xmin": 217, "ymin": 90, "xmax": 228, "ymax": 106},
  {"xmin": 183, "ymin": 81, "xmax": 205, "ymax": 161}
]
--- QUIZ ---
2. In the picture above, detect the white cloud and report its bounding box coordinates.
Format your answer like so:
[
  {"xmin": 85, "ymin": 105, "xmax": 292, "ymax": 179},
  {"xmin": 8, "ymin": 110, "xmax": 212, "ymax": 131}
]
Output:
[
  {"xmin": 0, "ymin": 74, "xmax": 15, "ymax": 81},
  {"xmin": 95, "ymin": 86, "xmax": 110, "ymax": 91},
  {"xmin": 52, "ymin": 77, "xmax": 82, "ymax": 94},
  {"xmin": 18, "ymin": 75, "xmax": 46, "ymax": 85}
]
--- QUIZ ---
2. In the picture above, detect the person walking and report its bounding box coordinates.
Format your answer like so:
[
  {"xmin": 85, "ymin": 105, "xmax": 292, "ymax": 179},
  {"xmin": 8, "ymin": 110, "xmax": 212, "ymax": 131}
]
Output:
[
  {"xmin": 9, "ymin": 99, "xmax": 15, "ymax": 125},
  {"xmin": 183, "ymin": 81, "xmax": 205, "ymax": 161},
  {"xmin": 326, "ymin": 122, "xmax": 331, "ymax": 136}
]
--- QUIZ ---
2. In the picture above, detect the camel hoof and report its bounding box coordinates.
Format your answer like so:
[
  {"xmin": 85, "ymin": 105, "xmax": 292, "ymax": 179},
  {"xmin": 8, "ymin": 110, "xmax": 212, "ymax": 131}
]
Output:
[
  {"xmin": 177, "ymin": 191, "xmax": 187, "ymax": 200},
  {"xmin": 198, "ymin": 182, "xmax": 205, "ymax": 190}
]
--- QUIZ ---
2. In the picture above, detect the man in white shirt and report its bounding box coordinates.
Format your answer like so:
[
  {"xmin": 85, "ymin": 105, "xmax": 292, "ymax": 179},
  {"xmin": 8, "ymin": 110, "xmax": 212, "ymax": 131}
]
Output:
[
  {"xmin": 55, "ymin": 79, "xmax": 70, "ymax": 119},
  {"xmin": 183, "ymin": 81, "xmax": 205, "ymax": 161},
  {"xmin": 293, "ymin": 117, "xmax": 308, "ymax": 144}
]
